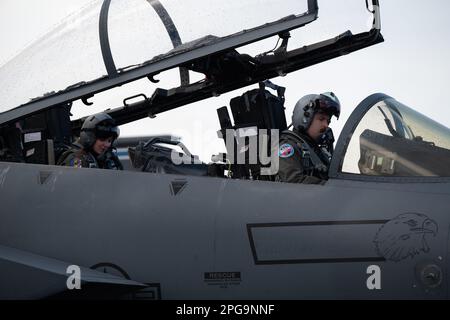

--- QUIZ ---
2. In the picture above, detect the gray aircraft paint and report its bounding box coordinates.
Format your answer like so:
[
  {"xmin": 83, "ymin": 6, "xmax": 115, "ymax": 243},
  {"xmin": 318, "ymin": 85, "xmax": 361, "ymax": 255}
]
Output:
[
  {"xmin": 0, "ymin": 159, "xmax": 448, "ymax": 299},
  {"xmin": 1, "ymin": 0, "xmax": 449, "ymax": 300}
]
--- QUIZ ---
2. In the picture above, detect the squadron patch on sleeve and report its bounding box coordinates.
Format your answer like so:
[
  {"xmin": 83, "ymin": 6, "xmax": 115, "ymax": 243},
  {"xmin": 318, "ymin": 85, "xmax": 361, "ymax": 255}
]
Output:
[
  {"xmin": 69, "ymin": 158, "xmax": 83, "ymax": 168},
  {"xmin": 278, "ymin": 143, "xmax": 295, "ymax": 158}
]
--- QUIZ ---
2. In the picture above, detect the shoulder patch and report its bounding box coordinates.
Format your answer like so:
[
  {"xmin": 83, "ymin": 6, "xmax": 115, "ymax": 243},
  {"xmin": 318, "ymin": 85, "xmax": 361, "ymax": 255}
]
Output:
[
  {"xmin": 279, "ymin": 143, "xmax": 295, "ymax": 158},
  {"xmin": 69, "ymin": 157, "xmax": 83, "ymax": 168}
]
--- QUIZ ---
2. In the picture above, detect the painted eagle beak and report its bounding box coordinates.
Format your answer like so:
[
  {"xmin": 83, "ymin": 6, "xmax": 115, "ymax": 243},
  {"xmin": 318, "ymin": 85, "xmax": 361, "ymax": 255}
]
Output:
[{"xmin": 422, "ymin": 219, "xmax": 438, "ymax": 236}]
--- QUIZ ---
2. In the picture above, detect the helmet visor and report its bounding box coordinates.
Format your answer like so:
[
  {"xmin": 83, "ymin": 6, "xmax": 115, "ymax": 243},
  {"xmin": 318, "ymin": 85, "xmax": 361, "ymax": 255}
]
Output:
[
  {"xmin": 95, "ymin": 124, "xmax": 120, "ymax": 139},
  {"xmin": 317, "ymin": 92, "xmax": 341, "ymax": 119}
]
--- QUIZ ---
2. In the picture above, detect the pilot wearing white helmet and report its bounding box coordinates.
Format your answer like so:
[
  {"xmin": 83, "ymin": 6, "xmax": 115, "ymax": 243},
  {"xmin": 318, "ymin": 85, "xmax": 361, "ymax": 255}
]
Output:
[{"xmin": 277, "ymin": 92, "xmax": 340, "ymax": 184}]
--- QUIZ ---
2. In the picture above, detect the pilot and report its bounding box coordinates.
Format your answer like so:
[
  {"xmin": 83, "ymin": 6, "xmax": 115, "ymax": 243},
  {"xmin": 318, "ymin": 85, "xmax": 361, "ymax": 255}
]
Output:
[
  {"xmin": 57, "ymin": 112, "xmax": 123, "ymax": 170},
  {"xmin": 276, "ymin": 92, "xmax": 340, "ymax": 184}
]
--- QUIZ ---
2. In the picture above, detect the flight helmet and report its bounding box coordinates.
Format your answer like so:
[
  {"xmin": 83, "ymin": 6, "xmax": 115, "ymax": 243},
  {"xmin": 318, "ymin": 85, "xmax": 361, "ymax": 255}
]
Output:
[
  {"xmin": 79, "ymin": 112, "xmax": 120, "ymax": 149},
  {"xmin": 292, "ymin": 92, "xmax": 341, "ymax": 132}
]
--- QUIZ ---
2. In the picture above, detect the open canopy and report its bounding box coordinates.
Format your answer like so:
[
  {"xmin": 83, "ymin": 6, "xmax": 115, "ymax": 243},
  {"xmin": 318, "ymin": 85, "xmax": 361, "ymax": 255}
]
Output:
[
  {"xmin": 0, "ymin": 0, "xmax": 383, "ymax": 127},
  {"xmin": 0, "ymin": 0, "xmax": 314, "ymax": 113}
]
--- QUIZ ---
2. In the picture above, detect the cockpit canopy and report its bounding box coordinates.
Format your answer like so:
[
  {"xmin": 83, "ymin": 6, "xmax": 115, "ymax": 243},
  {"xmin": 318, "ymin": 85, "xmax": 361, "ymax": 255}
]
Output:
[
  {"xmin": 0, "ymin": 0, "xmax": 311, "ymax": 112},
  {"xmin": 336, "ymin": 95, "xmax": 450, "ymax": 178}
]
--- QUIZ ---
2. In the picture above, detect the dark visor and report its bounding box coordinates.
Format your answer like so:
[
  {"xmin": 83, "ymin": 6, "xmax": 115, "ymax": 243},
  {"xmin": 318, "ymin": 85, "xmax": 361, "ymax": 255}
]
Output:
[
  {"xmin": 95, "ymin": 125, "xmax": 120, "ymax": 139},
  {"xmin": 317, "ymin": 92, "xmax": 341, "ymax": 118}
]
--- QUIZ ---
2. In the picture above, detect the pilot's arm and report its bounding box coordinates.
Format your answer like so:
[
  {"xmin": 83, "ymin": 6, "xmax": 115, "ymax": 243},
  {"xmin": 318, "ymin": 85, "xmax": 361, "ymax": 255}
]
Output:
[{"xmin": 276, "ymin": 140, "xmax": 324, "ymax": 185}]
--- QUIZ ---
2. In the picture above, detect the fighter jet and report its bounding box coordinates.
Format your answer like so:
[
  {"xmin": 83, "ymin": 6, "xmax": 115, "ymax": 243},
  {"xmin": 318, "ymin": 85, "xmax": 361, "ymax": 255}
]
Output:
[{"xmin": 1, "ymin": 0, "xmax": 449, "ymax": 299}]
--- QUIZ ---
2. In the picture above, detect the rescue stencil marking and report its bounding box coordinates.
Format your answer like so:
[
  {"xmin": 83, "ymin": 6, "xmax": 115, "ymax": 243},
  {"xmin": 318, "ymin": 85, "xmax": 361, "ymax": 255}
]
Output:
[{"xmin": 204, "ymin": 272, "xmax": 241, "ymax": 288}]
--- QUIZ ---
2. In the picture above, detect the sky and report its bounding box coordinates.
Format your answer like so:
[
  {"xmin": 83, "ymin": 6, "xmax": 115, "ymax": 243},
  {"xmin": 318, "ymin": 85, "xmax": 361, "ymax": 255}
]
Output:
[{"xmin": 0, "ymin": 0, "xmax": 449, "ymax": 162}]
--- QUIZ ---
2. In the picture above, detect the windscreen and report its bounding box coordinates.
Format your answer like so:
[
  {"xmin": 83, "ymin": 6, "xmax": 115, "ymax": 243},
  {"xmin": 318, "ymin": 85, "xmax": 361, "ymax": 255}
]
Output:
[{"xmin": 342, "ymin": 98, "xmax": 450, "ymax": 177}]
